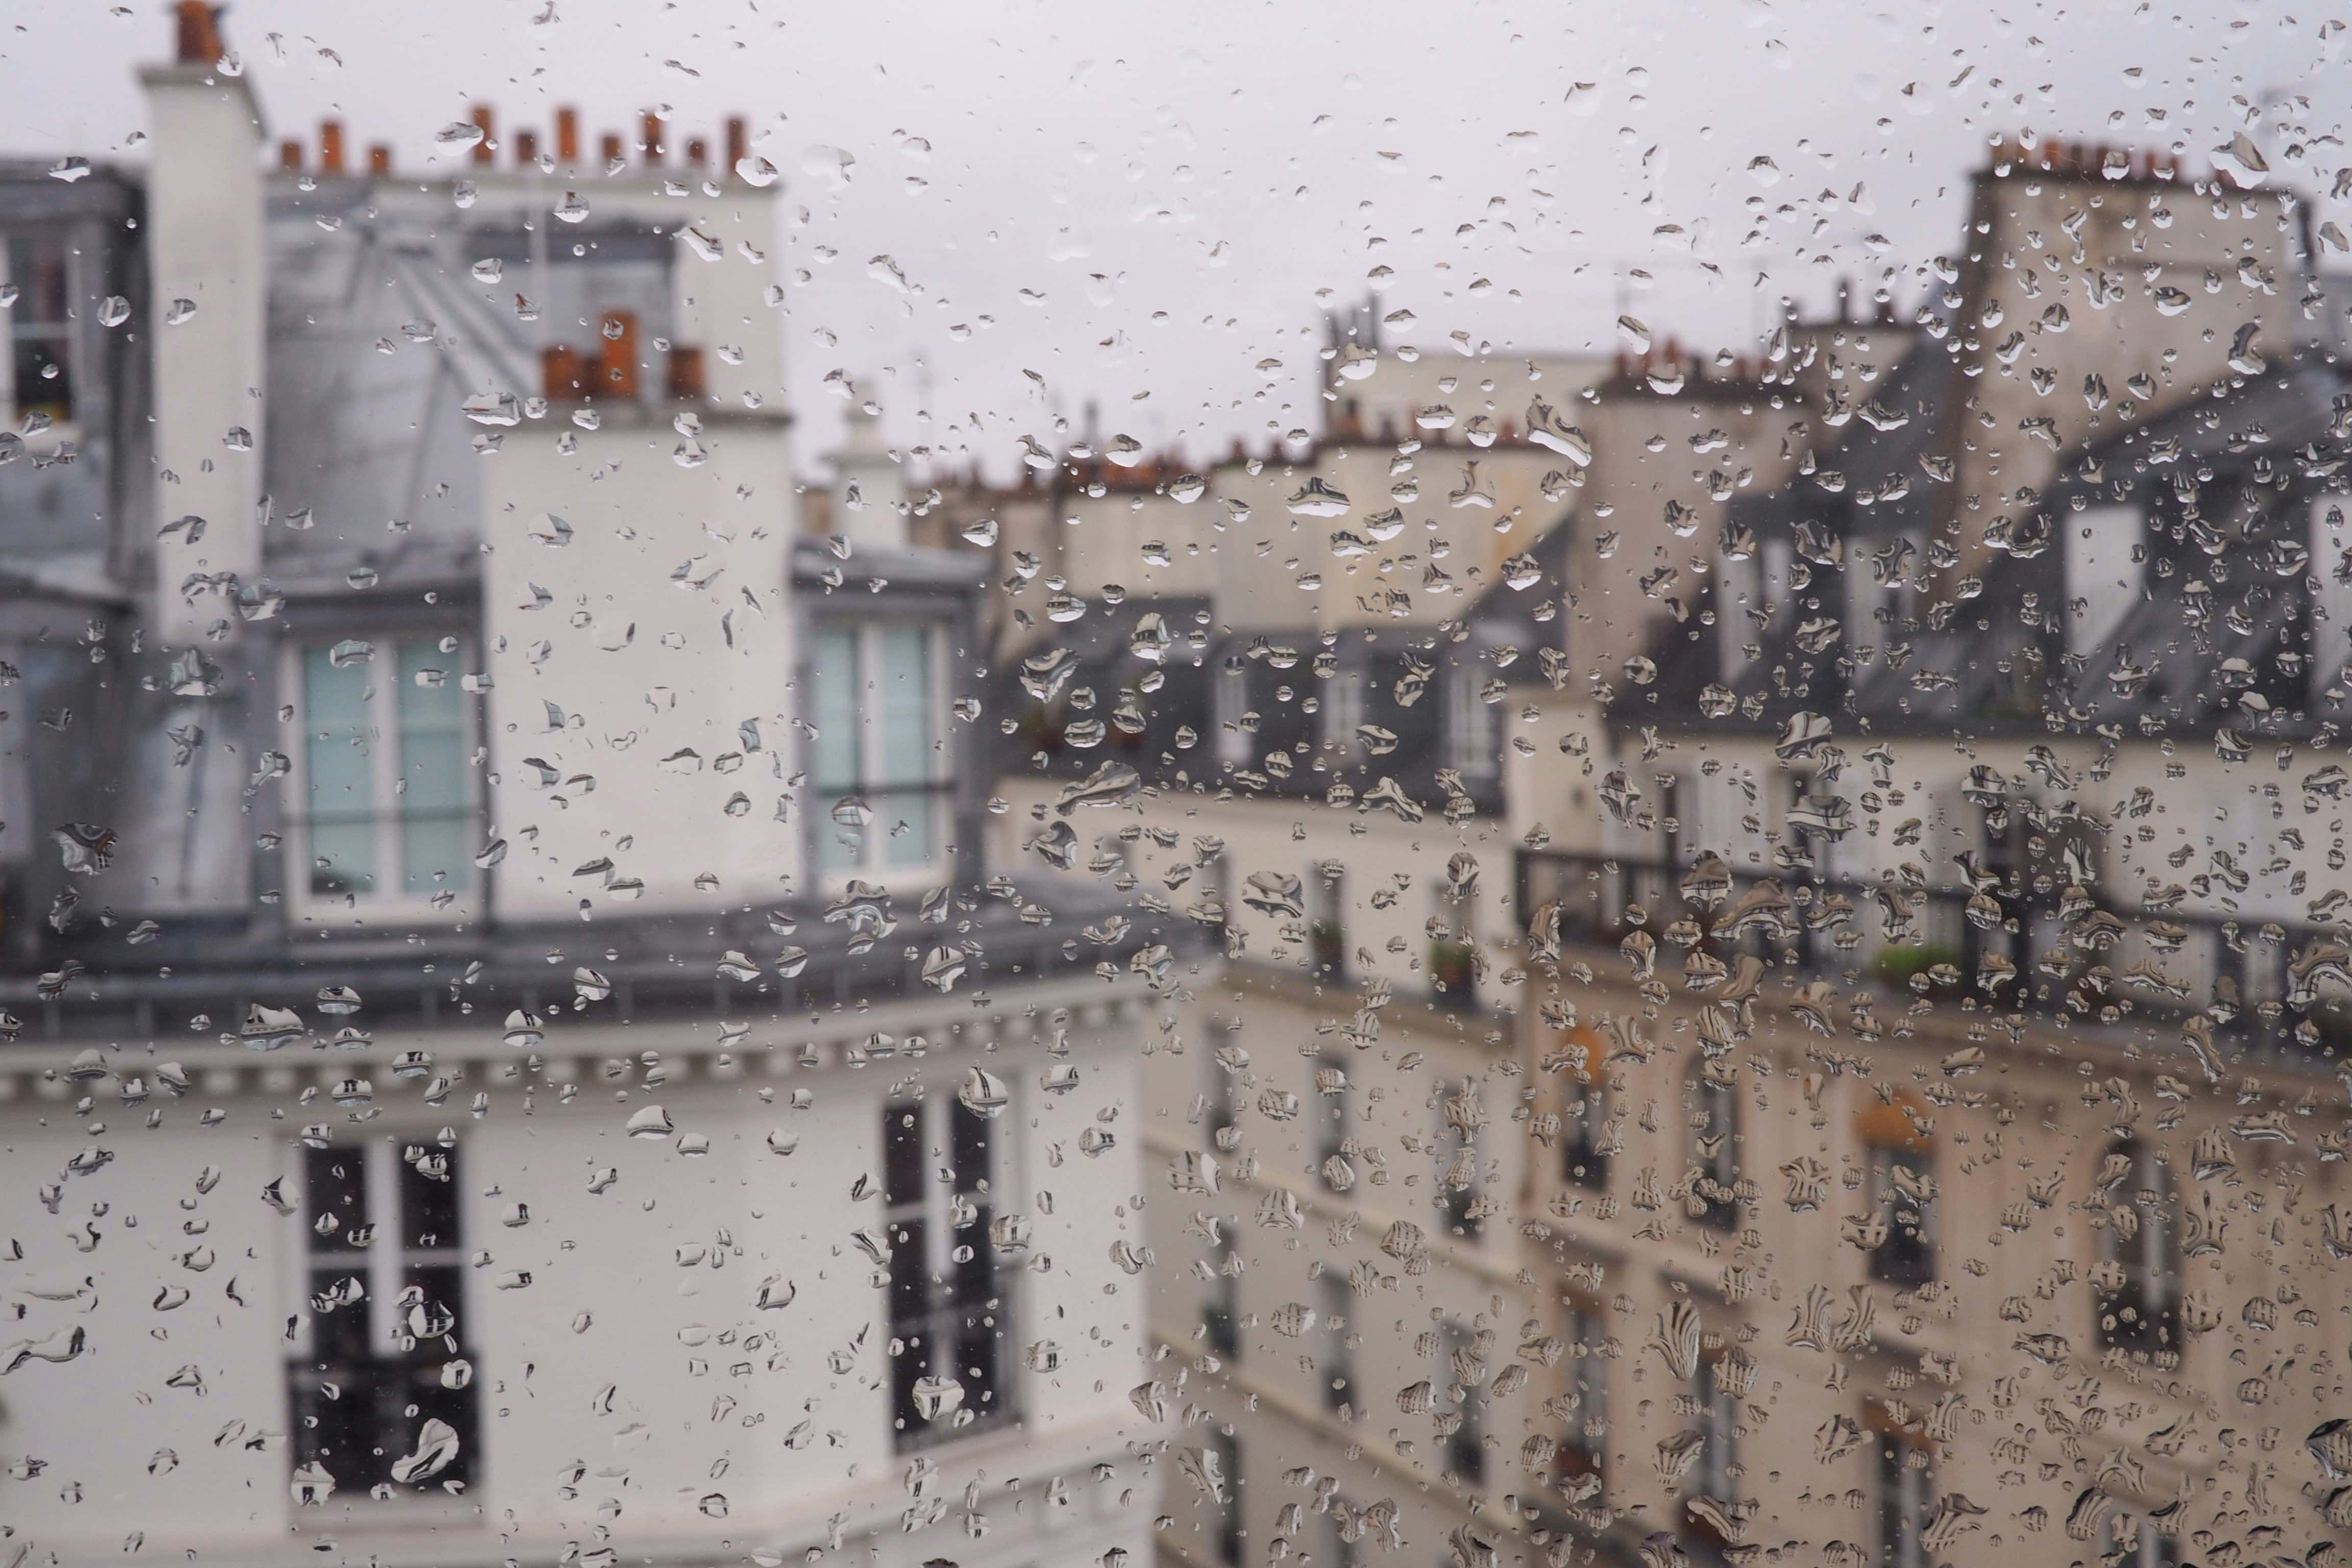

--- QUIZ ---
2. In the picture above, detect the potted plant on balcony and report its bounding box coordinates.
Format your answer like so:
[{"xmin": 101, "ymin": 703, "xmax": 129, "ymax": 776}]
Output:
[
  {"xmin": 1430, "ymin": 937, "xmax": 1478, "ymax": 1007},
  {"xmin": 1310, "ymin": 919, "xmax": 1347, "ymax": 978}
]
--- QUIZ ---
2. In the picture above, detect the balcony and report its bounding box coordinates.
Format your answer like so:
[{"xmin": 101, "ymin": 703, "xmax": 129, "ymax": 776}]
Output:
[
  {"xmin": 1513, "ymin": 849, "xmax": 2352, "ymax": 1077},
  {"xmin": 0, "ymin": 881, "xmax": 1165, "ymax": 1046}
]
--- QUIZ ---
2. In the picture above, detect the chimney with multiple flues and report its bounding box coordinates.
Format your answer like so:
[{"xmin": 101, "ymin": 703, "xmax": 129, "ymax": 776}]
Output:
[
  {"xmin": 1983, "ymin": 132, "xmax": 2194, "ymax": 185},
  {"xmin": 172, "ymin": 0, "xmax": 220, "ymax": 65},
  {"xmin": 538, "ymin": 312, "xmax": 708, "ymax": 410},
  {"xmin": 268, "ymin": 102, "xmax": 760, "ymax": 180}
]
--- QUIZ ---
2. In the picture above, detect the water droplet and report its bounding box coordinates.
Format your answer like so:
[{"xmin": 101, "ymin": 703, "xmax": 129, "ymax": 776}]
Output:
[
  {"xmin": 624, "ymin": 1104, "xmax": 674, "ymax": 1139},
  {"xmin": 957, "ymin": 1068, "xmax": 1011, "ymax": 1119}
]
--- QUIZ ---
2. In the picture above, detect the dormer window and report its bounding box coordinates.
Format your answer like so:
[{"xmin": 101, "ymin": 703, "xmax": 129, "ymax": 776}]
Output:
[
  {"xmin": 807, "ymin": 620, "xmax": 947, "ymax": 880},
  {"xmin": 2066, "ymin": 503, "xmax": 2143, "ymax": 655},
  {"xmin": 288, "ymin": 638, "xmax": 478, "ymax": 917}
]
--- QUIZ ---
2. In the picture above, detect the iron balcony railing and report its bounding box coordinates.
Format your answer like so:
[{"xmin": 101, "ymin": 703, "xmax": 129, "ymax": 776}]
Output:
[{"xmin": 1513, "ymin": 848, "xmax": 2352, "ymax": 1077}]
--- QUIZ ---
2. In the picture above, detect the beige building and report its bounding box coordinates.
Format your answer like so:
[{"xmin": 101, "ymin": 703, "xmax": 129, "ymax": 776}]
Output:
[{"xmin": 993, "ymin": 134, "xmax": 2352, "ymax": 1568}]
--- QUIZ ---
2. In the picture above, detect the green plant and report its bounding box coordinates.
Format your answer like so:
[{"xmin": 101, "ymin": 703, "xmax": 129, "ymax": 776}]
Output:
[
  {"xmin": 1869, "ymin": 942, "xmax": 1963, "ymax": 988},
  {"xmin": 1430, "ymin": 939, "xmax": 1478, "ymax": 1005}
]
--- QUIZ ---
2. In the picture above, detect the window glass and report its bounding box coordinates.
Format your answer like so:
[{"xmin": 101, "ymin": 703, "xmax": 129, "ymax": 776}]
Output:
[
  {"xmin": 811, "ymin": 623, "xmax": 942, "ymax": 875},
  {"xmin": 19, "ymin": 10, "xmax": 2345, "ymax": 1567},
  {"xmin": 879, "ymin": 625, "xmax": 936, "ymax": 866},
  {"xmin": 395, "ymin": 643, "xmax": 468, "ymax": 895},
  {"xmin": 6, "ymin": 229, "xmax": 75, "ymax": 421},
  {"xmin": 303, "ymin": 646, "xmax": 378, "ymax": 895}
]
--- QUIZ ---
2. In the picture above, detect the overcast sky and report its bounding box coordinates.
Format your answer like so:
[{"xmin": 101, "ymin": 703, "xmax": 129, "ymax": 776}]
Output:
[{"xmin": 4, "ymin": 0, "xmax": 2342, "ymax": 478}]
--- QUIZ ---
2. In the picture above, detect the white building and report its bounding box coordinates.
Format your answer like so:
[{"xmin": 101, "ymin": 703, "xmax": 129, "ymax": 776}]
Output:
[{"xmin": 0, "ymin": 9, "xmax": 1168, "ymax": 1567}]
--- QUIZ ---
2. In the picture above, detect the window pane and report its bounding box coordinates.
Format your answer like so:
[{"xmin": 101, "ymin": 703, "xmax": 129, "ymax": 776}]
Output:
[
  {"xmin": 949, "ymin": 1098, "xmax": 991, "ymax": 1195},
  {"xmin": 811, "ymin": 629, "xmax": 862, "ymax": 790},
  {"xmin": 303, "ymin": 646, "xmax": 377, "ymax": 895},
  {"xmin": 882, "ymin": 1100, "xmax": 924, "ymax": 1207},
  {"xmin": 879, "ymin": 625, "xmax": 936, "ymax": 867},
  {"xmin": 396, "ymin": 642, "xmax": 469, "ymax": 896},
  {"xmin": 811, "ymin": 627, "xmax": 861, "ymax": 873},
  {"xmin": 399, "ymin": 1143, "xmax": 460, "ymax": 1251},
  {"xmin": 8, "ymin": 231, "xmax": 74, "ymax": 421},
  {"xmin": 304, "ymin": 1146, "xmax": 371, "ymax": 1255}
]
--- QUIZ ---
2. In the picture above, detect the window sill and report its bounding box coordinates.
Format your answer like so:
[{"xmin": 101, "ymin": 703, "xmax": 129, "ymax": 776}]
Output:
[
  {"xmin": 812, "ymin": 864, "xmax": 951, "ymax": 899},
  {"xmin": 287, "ymin": 1492, "xmax": 480, "ymax": 1532},
  {"xmin": 287, "ymin": 898, "xmax": 481, "ymax": 930},
  {"xmin": 890, "ymin": 1408, "xmax": 1020, "ymax": 1456}
]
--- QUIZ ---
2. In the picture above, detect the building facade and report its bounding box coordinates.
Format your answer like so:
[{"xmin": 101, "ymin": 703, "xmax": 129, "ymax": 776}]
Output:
[
  {"xmin": 982, "ymin": 138, "xmax": 2352, "ymax": 1568},
  {"xmin": 0, "ymin": 10, "xmax": 1169, "ymax": 1568}
]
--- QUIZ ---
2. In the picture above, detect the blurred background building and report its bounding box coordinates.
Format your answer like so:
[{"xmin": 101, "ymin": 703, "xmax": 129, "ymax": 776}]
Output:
[
  {"xmin": 969, "ymin": 131, "xmax": 2352, "ymax": 1568},
  {"xmin": 4, "ymin": 7, "xmax": 2352, "ymax": 1568}
]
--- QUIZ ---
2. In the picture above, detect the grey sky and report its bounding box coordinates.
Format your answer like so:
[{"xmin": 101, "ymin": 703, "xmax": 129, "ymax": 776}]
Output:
[{"xmin": 4, "ymin": 0, "xmax": 2341, "ymax": 478}]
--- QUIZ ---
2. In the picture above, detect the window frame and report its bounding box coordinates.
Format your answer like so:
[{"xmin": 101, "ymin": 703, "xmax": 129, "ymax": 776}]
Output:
[
  {"xmin": 1438, "ymin": 1318, "xmax": 1487, "ymax": 1487},
  {"xmin": 1442, "ymin": 658, "xmax": 1501, "ymax": 786},
  {"xmin": 1874, "ymin": 1430, "xmax": 1933, "ymax": 1568},
  {"xmin": 1867, "ymin": 1144, "xmax": 1937, "ymax": 1287},
  {"xmin": 882, "ymin": 1088, "xmax": 1017, "ymax": 1451},
  {"xmin": 805, "ymin": 616, "xmax": 953, "ymax": 889},
  {"xmin": 281, "ymin": 634, "xmax": 482, "ymax": 926},
  {"xmin": 1315, "ymin": 1271, "xmax": 1354, "ymax": 1415},
  {"xmin": 1688, "ymin": 1069, "xmax": 1742, "ymax": 1232},
  {"xmin": 285, "ymin": 1135, "xmax": 476, "ymax": 1509},
  {"xmin": 1557, "ymin": 1296, "xmax": 1609, "ymax": 1491},
  {"xmin": 1683, "ymin": 1349, "xmax": 1739, "ymax": 1543},
  {"xmin": 2101, "ymin": 1508, "xmax": 2178, "ymax": 1568},
  {"xmin": 2094, "ymin": 1139, "xmax": 2182, "ymax": 1360},
  {"xmin": 1313, "ymin": 1049, "xmax": 1351, "ymax": 1191},
  {"xmin": 3, "ymin": 225, "xmax": 81, "ymax": 427},
  {"xmin": 1308, "ymin": 859, "xmax": 1348, "ymax": 981},
  {"xmin": 1209, "ymin": 1426, "xmax": 1244, "ymax": 1567},
  {"xmin": 1562, "ymin": 1074, "xmax": 1611, "ymax": 1193},
  {"xmin": 1202, "ymin": 1228, "xmax": 1242, "ymax": 1361},
  {"xmin": 1433, "ymin": 1075, "xmax": 1485, "ymax": 1241}
]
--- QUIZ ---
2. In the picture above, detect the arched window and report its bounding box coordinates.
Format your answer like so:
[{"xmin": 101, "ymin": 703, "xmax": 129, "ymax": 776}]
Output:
[{"xmin": 2094, "ymin": 1140, "xmax": 2180, "ymax": 1359}]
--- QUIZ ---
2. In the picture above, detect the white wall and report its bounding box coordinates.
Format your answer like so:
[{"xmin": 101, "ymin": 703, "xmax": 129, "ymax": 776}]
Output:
[
  {"xmin": 141, "ymin": 65, "xmax": 267, "ymax": 646},
  {"xmin": 480, "ymin": 414, "xmax": 799, "ymax": 917},
  {"xmin": 0, "ymin": 979, "xmax": 1161, "ymax": 1566}
]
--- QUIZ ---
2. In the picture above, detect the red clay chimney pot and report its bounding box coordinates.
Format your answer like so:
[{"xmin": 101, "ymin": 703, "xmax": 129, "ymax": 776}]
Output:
[{"xmin": 174, "ymin": 1, "xmax": 223, "ymax": 65}]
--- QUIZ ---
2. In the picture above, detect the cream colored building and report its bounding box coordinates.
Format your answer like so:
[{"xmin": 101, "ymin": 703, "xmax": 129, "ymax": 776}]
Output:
[{"xmin": 992, "ymin": 138, "xmax": 2352, "ymax": 1568}]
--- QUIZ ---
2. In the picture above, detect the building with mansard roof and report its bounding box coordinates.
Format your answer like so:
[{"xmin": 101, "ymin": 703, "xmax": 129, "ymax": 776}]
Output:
[
  {"xmin": 990, "ymin": 136, "xmax": 2352, "ymax": 1568},
  {"xmin": 0, "ymin": 8, "xmax": 1175, "ymax": 1567}
]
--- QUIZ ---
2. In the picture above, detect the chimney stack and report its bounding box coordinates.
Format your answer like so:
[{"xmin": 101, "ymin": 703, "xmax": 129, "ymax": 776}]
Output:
[
  {"xmin": 555, "ymin": 108, "xmax": 579, "ymax": 164},
  {"xmin": 599, "ymin": 312, "xmax": 641, "ymax": 398},
  {"xmin": 641, "ymin": 112, "xmax": 665, "ymax": 165},
  {"xmin": 173, "ymin": 0, "xmax": 222, "ymax": 65},
  {"xmin": 725, "ymin": 116, "xmax": 748, "ymax": 174},
  {"xmin": 319, "ymin": 118, "xmax": 345, "ymax": 175},
  {"xmin": 368, "ymin": 142, "xmax": 392, "ymax": 176},
  {"xmin": 514, "ymin": 128, "xmax": 540, "ymax": 167},
  {"xmin": 470, "ymin": 104, "xmax": 494, "ymax": 165},
  {"xmin": 666, "ymin": 346, "xmax": 706, "ymax": 403},
  {"xmin": 600, "ymin": 131, "xmax": 623, "ymax": 167},
  {"xmin": 543, "ymin": 344, "xmax": 588, "ymax": 402},
  {"xmin": 142, "ymin": 5, "xmax": 267, "ymax": 644},
  {"xmin": 277, "ymin": 139, "xmax": 301, "ymax": 172},
  {"xmin": 684, "ymin": 136, "xmax": 708, "ymax": 168}
]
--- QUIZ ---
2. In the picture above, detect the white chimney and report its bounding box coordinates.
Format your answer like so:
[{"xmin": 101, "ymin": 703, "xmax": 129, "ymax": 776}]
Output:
[
  {"xmin": 831, "ymin": 401, "xmax": 907, "ymax": 550},
  {"xmin": 140, "ymin": 2, "xmax": 266, "ymax": 645}
]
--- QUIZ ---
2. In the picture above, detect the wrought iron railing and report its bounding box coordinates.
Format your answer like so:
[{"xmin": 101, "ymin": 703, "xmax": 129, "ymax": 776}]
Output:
[{"xmin": 1514, "ymin": 849, "xmax": 2352, "ymax": 1076}]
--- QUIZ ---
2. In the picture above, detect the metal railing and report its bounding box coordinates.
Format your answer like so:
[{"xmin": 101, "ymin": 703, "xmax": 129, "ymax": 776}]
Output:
[
  {"xmin": 1513, "ymin": 849, "xmax": 2352, "ymax": 1076},
  {"xmin": 0, "ymin": 882, "xmax": 1168, "ymax": 1045}
]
